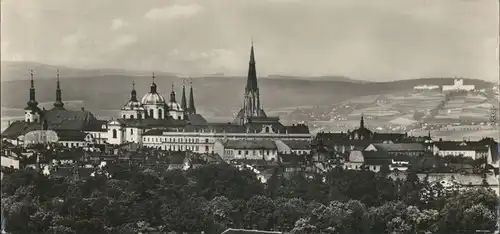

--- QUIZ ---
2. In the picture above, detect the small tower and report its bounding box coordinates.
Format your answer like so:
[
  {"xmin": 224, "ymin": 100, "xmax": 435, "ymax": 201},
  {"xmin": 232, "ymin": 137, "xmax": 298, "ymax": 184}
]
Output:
[
  {"xmin": 360, "ymin": 114, "xmax": 365, "ymax": 129},
  {"xmin": 24, "ymin": 70, "xmax": 41, "ymax": 123},
  {"xmin": 53, "ymin": 69, "xmax": 65, "ymax": 109},
  {"xmin": 188, "ymin": 79, "xmax": 196, "ymax": 114}
]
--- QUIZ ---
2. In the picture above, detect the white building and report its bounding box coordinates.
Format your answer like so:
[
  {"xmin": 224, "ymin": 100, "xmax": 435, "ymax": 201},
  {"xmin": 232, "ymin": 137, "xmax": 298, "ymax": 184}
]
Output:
[
  {"xmin": 413, "ymin": 85, "xmax": 440, "ymax": 91},
  {"xmin": 442, "ymin": 79, "xmax": 475, "ymax": 92},
  {"xmin": 433, "ymin": 141, "xmax": 491, "ymax": 160},
  {"xmin": 214, "ymin": 139, "xmax": 278, "ymax": 161}
]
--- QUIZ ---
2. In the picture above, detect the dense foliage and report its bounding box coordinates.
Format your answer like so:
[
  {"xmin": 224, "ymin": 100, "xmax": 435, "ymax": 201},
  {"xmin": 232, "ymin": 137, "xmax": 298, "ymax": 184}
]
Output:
[{"xmin": 1, "ymin": 163, "xmax": 498, "ymax": 234}]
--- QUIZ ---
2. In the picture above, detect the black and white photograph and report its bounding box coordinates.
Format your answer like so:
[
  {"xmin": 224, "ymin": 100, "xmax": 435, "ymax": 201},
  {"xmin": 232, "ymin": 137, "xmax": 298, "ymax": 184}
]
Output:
[{"xmin": 1, "ymin": 0, "xmax": 499, "ymax": 233}]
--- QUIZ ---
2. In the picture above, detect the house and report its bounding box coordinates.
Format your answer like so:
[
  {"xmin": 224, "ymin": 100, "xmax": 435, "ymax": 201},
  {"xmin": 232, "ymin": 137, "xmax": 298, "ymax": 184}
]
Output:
[
  {"xmin": 433, "ymin": 141, "xmax": 491, "ymax": 160},
  {"xmin": 345, "ymin": 150, "xmax": 364, "ymax": 170},
  {"xmin": 214, "ymin": 139, "xmax": 278, "ymax": 161},
  {"xmin": 274, "ymin": 140, "xmax": 311, "ymax": 155}
]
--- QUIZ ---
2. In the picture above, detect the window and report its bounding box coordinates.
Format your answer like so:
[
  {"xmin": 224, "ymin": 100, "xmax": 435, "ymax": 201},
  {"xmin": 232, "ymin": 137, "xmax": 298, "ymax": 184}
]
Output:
[
  {"xmin": 205, "ymin": 139, "xmax": 209, "ymax": 143},
  {"xmin": 177, "ymin": 116, "xmax": 181, "ymax": 120},
  {"xmin": 130, "ymin": 115, "xmax": 134, "ymax": 119},
  {"xmin": 122, "ymin": 115, "xmax": 125, "ymax": 119},
  {"xmin": 265, "ymin": 126, "xmax": 270, "ymax": 133},
  {"xmin": 137, "ymin": 113, "xmax": 142, "ymax": 119},
  {"xmin": 158, "ymin": 109, "xmax": 163, "ymax": 119},
  {"xmin": 238, "ymin": 150, "xmax": 242, "ymax": 155},
  {"xmin": 245, "ymin": 150, "xmax": 248, "ymax": 155},
  {"xmin": 266, "ymin": 150, "xmax": 269, "ymax": 155},
  {"xmin": 112, "ymin": 129, "xmax": 117, "ymax": 138},
  {"xmin": 205, "ymin": 146, "xmax": 209, "ymax": 152},
  {"xmin": 130, "ymin": 129, "xmax": 133, "ymax": 135},
  {"xmin": 149, "ymin": 110, "xmax": 154, "ymax": 118}
]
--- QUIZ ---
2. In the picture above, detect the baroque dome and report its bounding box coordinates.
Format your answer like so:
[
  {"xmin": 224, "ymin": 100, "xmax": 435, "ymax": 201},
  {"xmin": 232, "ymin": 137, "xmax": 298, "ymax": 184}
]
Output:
[
  {"xmin": 141, "ymin": 92, "xmax": 166, "ymax": 105},
  {"xmin": 167, "ymin": 101, "xmax": 182, "ymax": 111},
  {"xmin": 124, "ymin": 100, "xmax": 143, "ymax": 109}
]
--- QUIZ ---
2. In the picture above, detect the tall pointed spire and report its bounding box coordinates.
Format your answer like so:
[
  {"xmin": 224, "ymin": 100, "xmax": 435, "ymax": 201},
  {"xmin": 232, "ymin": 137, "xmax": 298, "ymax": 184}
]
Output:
[
  {"xmin": 360, "ymin": 114, "xmax": 365, "ymax": 129},
  {"xmin": 130, "ymin": 80, "xmax": 138, "ymax": 102},
  {"xmin": 246, "ymin": 39, "xmax": 258, "ymax": 92},
  {"xmin": 170, "ymin": 82, "xmax": 176, "ymax": 102},
  {"xmin": 150, "ymin": 72, "xmax": 157, "ymax": 93},
  {"xmin": 27, "ymin": 69, "xmax": 38, "ymax": 108},
  {"xmin": 181, "ymin": 79, "xmax": 187, "ymax": 110},
  {"xmin": 188, "ymin": 78, "xmax": 196, "ymax": 114},
  {"xmin": 53, "ymin": 69, "xmax": 65, "ymax": 109}
]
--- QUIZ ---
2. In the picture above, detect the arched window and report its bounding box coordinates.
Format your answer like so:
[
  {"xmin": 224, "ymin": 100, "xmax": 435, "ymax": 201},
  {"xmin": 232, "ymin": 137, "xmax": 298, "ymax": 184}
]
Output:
[
  {"xmin": 149, "ymin": 109, "xmax": 154, "ymax": 118},
  {"xmin": 158, "ymin": 109, "xmax": 163, "ymax": 119},
  {"xmin": 137, "ymin": 113, "xmax": 142, "ymax": 119},
  {"xmin": 265, "ymin": 126, "xmax": 270, "ymax": 133},
  {"xmin": 122, "ymin": 115, "xmax": 125, "ymax": 119},
  {"xmin": 112, "ymin": 129, "xmax": 117, "ymax": 139},
  {"xmin": 130, "ymin": 115, "xmax": 134, "ymax": 119},
  {"xmin": 130, "ymin": 129, "xmax": 133, "ymax": 135},
  {"xmin": 177, "ymin": 116, "xmax": 181, "ymax": 120}
]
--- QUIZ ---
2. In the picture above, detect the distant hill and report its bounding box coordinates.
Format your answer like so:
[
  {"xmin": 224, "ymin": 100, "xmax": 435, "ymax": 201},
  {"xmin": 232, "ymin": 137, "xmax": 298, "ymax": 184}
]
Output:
[{"xmin": 0, "ymin": 62, "xmax": 494, "ymax": 120}]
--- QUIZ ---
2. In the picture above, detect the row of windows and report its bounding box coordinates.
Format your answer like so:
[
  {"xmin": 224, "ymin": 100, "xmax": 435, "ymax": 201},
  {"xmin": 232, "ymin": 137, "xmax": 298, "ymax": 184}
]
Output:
[
  {"xmin": 123, "ymin": 110, "xmax": 183, "ymax": 120},
  {"xmin": 150, "ymin": 145, "xmax": 210, "ymax": 152},
  {"xmin": 143, "ymin": 137, "xmax": 210, "ymax": 144},
  {"xmin": 235, "ymin": 150, "xmax": 276, "ymax": 155}
]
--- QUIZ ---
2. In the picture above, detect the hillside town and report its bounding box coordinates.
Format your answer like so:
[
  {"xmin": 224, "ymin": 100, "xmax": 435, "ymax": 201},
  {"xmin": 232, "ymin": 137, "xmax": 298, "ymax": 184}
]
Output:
[{"xmin": 1, "ymin": 43, "xmax": 499, "ymax": 233}]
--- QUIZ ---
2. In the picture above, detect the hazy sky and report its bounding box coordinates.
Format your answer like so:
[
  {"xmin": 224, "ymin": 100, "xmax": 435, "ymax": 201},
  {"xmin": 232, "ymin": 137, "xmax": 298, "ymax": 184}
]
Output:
[{"xmin": 1, "ymin": 0, "xmax": 498, "ymax": 81}]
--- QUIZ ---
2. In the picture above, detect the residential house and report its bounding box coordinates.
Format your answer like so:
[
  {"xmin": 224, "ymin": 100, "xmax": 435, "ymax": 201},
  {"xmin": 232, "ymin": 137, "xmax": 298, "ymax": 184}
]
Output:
[
  {"xmin": 433, "ymin": 140, "xmax": 491, "ymax": 160},
  {"xmin": 214, "ymin": 139, "xmax": 278, "ymax": 161},
  {"xmin": 275, "ymin": 140, "xmax": 311, "ymax": 155}
]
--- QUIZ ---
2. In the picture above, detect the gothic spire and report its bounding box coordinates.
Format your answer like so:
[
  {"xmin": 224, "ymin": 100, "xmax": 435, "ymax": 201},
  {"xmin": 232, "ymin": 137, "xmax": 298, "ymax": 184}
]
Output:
[
  {"xmin": 181, "ymin": 79, "xmax": 187, "ymax": 110},
  {"xmin": 246, "ymin": 40, "xmax": 258, "ymax": 92},
  {"xmin": 53, "ymin": 69, "xmax": 65, "ymax": 109},
  {"xmin": 360, "ymin": 114, "xmax": 365, "ymax": 129},
  {"xmin": 188, "ymin": 79, "xmax": 196, "ymax": 114},
  {"xmin": 170, "ymin": 83, "xmax": 176, "ymax": 102},
  {"xmin": 27, "ymin": 69, "xmax": 38, "ymax": 108},
  {"xmin": 130, "ymin": 80, "xmax": 138, "ymax": 102},
  {"xmin": 150, "ymin": 72, "xmax": 157, "ymax": 93}
]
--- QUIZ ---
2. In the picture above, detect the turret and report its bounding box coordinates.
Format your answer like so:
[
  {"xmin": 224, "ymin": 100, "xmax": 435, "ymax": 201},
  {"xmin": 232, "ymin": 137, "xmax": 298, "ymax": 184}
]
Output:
[
  {"xmin": 181, "ymin": 80, "xmax": 187, "ymax": 111},
  {"xmin": 24, "ymin": 70, "xmax": 40, "ymax": 123},
  {"xmin": 53, "ymin": 69, "xmax": 65, "ymax": 109},
  {"xmin": 188, "ymin": 79, "xmax": 196, "ymax": 114}
]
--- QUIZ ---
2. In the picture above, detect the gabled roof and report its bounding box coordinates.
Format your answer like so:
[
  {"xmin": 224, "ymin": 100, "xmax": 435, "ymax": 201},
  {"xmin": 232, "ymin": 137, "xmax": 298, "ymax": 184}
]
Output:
[
  {"xmin": 224, "ymin": 140, "xmax": 277, "ymax": 150},
  {"xmin": 186, "ymin": 114, "xmax": 208, "ymax": 125}
]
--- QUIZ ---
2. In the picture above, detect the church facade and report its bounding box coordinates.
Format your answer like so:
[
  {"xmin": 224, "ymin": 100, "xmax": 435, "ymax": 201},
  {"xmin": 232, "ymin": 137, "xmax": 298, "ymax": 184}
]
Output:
[{"xmin": 2, "ymin": 43, "xmax": 312, "ymax": 152}]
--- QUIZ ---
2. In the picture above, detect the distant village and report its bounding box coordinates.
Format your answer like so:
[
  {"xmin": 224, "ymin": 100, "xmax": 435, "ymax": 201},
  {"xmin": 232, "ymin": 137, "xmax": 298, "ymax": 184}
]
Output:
[{"xmin": 2, "ymin": 44, "xmax": 499, "ymax": 197}]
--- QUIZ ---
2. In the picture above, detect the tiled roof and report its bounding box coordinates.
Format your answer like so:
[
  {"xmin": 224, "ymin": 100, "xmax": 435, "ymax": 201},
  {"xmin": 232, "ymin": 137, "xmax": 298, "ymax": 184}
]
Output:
[
  {"xmin": 362, "ymin": 151, "xmax": 391, "ymax": 165},
  {"xmin": 186, "ymin": 114, "xmax": 208, "ymax": 125},
  {"xmin": 44, "ymin": 108, "xmax": 97, "ymax": 130},
  {"xmin": 122, "ymin": 118, "xmax": 188, "ymax": 128},
  {"xmin": 281, "ymin": 140, "xmax": 311, "ymax": 150},
  {"xmin": 83, "ymin": 120, "xmax": 108, "ymax": 132},
  {"xmin": 55, "ymin": 130, "xmax": 87, "ymax": 141},
  {"xmin": 1, "ymin": 121, "xmax": 41, "ymax": 139},
  {"xmin": 348, "ymin": 150, "xmax": 364, "ymax": 163},
  {"xmin": 372, "ymin": 143, "xmax": 426, "ymax": 152},
  {"xmin": 224, "ymin": 140, "xmax": 277, "ymax": 150},
  {"xmin": 279, "ymin": 154, "xmax": 306, "ymax": 164}
]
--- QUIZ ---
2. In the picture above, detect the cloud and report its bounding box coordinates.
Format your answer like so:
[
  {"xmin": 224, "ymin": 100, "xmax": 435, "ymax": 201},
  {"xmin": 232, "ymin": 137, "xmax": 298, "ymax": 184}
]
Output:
[
  {"xmin": 61, "ymin": 31, "xmax": 86, "ymax": 46},
  {"xmin": 144, "ymin": 3, "xmax": 203, "ymax": 21},
  {"xmin": 109, "ymin": 34, "xmax": 138, "ymax": 50},
  {"xmin": 111, "ymin": 18, "xmax": 127, "ymax": 30}
]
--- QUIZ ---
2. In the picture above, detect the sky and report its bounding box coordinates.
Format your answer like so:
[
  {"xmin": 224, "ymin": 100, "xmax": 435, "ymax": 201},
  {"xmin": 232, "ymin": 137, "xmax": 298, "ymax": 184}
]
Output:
[{"xmin": 1, "ymin": 0, "xmax": 498, "ymax": 81}]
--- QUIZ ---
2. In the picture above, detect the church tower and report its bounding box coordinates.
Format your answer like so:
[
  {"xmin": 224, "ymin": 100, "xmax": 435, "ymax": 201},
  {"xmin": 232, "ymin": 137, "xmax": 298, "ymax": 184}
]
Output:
[
  {"xmin": 232, "ymin": 41, "xmax": 267, "ymax": 125},
  {"xmin": 53, "ymin": 69, "xmax": 65, "ymax": 109},
  {"xmin": 24, "ymin": 70, "xmax": 41, "ymax": 123},
  {"xmin": 181, "ymin": 80, "xmax": 187, "ymax": 111},
  {"xmin": 188, "ymin": 80, "xmax": 196, "ymax": 114}
]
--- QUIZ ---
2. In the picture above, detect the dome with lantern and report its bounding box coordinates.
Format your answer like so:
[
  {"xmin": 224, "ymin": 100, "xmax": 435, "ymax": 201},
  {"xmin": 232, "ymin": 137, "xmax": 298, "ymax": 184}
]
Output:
[
  {"xmin": 141, "ymin": 81, "xmax": 166, "ymax": 105},
  {"xmin": 167, "ymin": 88, "xmax": 183, "ymax": 111}
]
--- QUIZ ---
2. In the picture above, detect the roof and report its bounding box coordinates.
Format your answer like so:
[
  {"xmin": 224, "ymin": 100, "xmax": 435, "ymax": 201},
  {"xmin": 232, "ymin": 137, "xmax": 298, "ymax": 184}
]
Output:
[
  {"xmin": 186, "ymin": 114, "xmax": 208, "ymax": 125},
  {"xmin": 348, "ymin": 150, "xmax": 364, "ymax": 163},
  {"xmin": 83, "ymin": 120, "xmax": 108, "ymax": 132},
  {"xmin": 224, "ymin": 140, "xmax": 277, "ymax": 150},
  {"xmin": 371, "ymin": 143, "xmax": 426, "ymax": 152},
  {"xmin": 281, "ymin": 140, "xmax": 311, "ymax": 150},
  {"xmin": 43, "ymin": 108, "xmax": 97, "ymax": 130},
  {"xmin": 221, "ymin": 229, "xmax": 282, "ymax": 234},
  {"xmin": 1, "ymin": 121, "xmax": 41, "ymax": 139},
  {"xmin": 120, "ymin": 118, "xmax": 188, "ymax": 128},
  {"xmin": 435, "ymin": 141, "xmax": 490, "ymax": 151},
  {"xmin": 55, "ymin": 130, "xmax": 87, "ymax": 141},
  {"xmin": 362, "ymin": 151, "xmax": 391, "ymax": 165}
]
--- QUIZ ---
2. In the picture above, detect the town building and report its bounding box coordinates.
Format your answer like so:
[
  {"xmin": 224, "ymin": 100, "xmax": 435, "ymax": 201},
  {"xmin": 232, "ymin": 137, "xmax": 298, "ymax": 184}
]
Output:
[{"xmin": 441, "ymin": 79, "xmax": 475, "ymax": 92}]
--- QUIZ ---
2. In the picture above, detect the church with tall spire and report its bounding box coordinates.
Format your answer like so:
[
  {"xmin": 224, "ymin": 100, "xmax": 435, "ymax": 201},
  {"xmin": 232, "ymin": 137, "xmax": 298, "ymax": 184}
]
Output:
[{"xmin": 233, "ymin": 41, "xmax": 268, "ymax": 125}]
